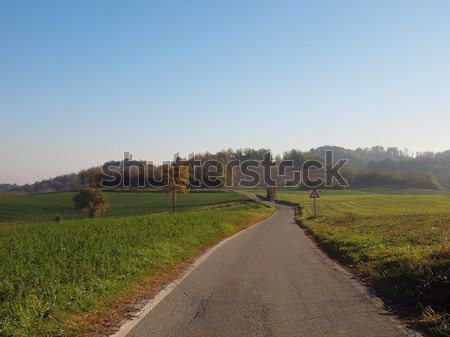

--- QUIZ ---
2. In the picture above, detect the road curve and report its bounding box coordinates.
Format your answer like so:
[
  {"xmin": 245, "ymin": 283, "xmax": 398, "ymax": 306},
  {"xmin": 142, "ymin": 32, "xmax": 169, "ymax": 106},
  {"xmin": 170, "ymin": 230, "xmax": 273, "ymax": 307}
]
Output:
[{"xmin": 124, "ymin": 204, "xmax": 419, "ymax": 337}]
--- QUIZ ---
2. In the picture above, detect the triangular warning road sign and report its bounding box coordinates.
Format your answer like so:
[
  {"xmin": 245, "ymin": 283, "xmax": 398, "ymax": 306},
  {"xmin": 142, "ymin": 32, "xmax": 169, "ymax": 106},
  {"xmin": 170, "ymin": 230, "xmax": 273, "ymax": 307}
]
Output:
[{"xmin": 309, "ymin": 189, "xmax": 320, "ymax": 198}]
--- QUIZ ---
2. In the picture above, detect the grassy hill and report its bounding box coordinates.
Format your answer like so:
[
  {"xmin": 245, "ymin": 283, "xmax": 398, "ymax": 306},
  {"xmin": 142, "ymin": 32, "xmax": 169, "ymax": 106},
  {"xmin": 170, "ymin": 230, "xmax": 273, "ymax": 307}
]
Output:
[{"xmin": 0, "ymin": 190, "xmax": 245, "ymax": 223}]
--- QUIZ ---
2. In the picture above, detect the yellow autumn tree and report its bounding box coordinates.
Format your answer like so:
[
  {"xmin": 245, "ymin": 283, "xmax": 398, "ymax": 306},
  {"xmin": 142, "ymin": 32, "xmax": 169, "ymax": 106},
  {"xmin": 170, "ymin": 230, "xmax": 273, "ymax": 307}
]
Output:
[{"xmin": 163, "ymin": 161, "xmax": 190, "ymax": 212}]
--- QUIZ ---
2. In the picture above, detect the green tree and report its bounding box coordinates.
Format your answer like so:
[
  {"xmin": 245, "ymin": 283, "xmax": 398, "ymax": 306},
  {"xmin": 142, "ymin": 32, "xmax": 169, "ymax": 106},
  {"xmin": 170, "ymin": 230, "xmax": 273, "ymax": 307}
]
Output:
[
  {"xmin": 73, "ymin": 188, "xmax": 110, "ymax": 218},
  {"xmin": 163, "ymin": 162, "xmax": 189, "ymax": 212}
]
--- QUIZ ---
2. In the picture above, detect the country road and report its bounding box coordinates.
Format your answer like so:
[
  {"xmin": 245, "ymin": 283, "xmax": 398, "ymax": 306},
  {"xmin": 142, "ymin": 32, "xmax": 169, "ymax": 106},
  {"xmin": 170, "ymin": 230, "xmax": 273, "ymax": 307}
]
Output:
[{"xmin": 121, "ymin": 203, "xmax": 420, "ymax": 337}]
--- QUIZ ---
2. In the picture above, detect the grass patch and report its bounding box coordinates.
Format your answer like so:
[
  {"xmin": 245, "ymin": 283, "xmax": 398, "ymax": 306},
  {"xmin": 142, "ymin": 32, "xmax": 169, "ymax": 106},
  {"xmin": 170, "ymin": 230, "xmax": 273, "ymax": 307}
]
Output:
[
  {"xmin": 271, "ymin": 188, "xmax": 450, "ymax": 337},
  {"xmin": 0, "ymin": 200, "xmax": 274, "ymax": 337},
  {"xmin": 0, "ymin": 190, "xmax": 245, "ymax": 223}
]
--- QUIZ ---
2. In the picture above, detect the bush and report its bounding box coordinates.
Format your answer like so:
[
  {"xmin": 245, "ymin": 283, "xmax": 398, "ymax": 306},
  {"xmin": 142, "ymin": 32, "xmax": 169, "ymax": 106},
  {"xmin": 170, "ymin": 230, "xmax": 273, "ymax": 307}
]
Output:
[{"xmin": 73, "ymin": 188, "xmax": 110, "ymax": 218}]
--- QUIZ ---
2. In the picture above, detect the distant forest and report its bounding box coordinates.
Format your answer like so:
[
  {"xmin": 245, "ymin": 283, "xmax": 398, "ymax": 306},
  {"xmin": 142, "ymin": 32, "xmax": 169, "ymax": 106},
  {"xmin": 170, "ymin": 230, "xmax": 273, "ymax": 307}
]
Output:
[{"xmin": 2, "ymin": 146, "xmax": 450, "ymax": 193}]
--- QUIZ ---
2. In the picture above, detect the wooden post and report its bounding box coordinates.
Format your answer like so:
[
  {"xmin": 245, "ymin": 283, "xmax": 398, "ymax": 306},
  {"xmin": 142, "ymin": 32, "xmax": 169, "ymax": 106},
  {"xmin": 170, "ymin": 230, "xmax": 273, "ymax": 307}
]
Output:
[{"xmin": 313, "ymin": 197, "xmax": 316, "ymax": 218}]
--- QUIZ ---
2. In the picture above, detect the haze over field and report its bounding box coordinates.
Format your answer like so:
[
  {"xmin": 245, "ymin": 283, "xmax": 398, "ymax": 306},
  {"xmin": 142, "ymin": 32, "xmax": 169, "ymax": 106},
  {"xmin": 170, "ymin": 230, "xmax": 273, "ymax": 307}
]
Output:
[{"xmin": 1, "ymin": 1, "xmax": 450, "ymax": 184}]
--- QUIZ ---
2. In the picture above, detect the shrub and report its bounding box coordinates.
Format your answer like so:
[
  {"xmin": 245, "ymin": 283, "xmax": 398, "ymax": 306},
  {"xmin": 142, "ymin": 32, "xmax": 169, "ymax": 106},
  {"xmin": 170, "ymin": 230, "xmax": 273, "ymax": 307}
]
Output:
[{"xmin": 73, "ymin": 188, "xmax": 110, "ymax": 218}]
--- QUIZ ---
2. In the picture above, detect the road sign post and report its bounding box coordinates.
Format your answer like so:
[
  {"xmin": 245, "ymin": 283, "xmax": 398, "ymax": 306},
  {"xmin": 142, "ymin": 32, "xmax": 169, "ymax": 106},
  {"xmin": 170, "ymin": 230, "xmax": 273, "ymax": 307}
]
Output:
[
  {"xmin": 309, "ymin": 189, "xmax": 320, "ymax": 217},
  {"xmin": 314, "ymin": 198, "xmax": 316, "ymax": 217}
]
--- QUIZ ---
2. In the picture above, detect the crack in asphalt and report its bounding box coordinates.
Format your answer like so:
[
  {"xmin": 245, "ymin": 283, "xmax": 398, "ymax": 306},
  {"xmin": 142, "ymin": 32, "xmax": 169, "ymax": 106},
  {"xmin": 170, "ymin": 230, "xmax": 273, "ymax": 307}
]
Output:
[{"xmin": 189, "ymin": 288, "xmax": 217, "ymax": 323}]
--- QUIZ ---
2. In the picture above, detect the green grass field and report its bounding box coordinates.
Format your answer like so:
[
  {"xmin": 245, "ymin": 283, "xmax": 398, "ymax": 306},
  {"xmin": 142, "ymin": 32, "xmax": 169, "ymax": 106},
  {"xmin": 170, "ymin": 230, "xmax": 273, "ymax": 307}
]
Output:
[
  {"xmin": 0, "ymin": 199, "xmax": 274, "ymax": 337},
  {"xmin": 0, "ymin": 190, "xmax": 245, "ymax": 223},
  {"xmin": 266, "ymin": 188, "xmax": 450, "ymax": 337}
]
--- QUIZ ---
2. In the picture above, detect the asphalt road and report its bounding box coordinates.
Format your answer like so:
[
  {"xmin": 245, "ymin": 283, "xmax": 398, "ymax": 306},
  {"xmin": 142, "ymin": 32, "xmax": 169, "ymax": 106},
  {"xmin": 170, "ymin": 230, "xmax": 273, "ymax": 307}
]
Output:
[{"xmin": 125, "ymin": 204, "xmax": 418, "ymax": 337}]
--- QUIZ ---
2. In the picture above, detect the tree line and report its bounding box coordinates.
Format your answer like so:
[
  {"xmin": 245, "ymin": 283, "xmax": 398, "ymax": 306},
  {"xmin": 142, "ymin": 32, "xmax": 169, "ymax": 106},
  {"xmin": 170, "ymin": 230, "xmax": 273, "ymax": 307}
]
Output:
[{"xmin": 6, "ymin": 146, "xmax": 450, "ymax": 193}]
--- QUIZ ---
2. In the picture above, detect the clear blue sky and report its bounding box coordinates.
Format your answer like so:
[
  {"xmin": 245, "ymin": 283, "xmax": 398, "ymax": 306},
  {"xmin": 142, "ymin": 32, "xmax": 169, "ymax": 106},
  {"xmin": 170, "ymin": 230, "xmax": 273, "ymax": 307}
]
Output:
[{"xmin": 1, "ymin": 1, "xmax": 449, "ymax": 184}]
